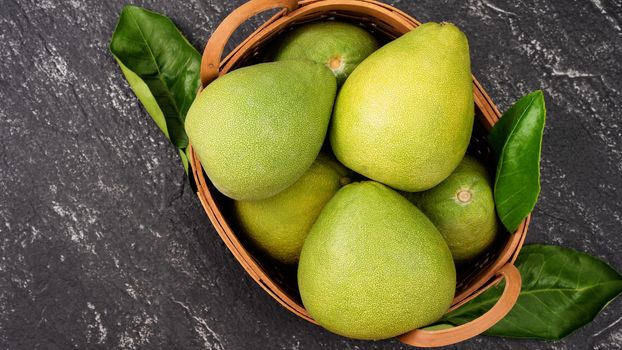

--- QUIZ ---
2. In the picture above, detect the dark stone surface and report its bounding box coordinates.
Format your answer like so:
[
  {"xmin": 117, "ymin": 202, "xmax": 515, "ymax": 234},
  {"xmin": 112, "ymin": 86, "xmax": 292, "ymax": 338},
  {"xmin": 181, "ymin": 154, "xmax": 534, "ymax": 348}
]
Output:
[{"xmin": 1, "ymin": 0, "xmax": 621, "ymax": 349}]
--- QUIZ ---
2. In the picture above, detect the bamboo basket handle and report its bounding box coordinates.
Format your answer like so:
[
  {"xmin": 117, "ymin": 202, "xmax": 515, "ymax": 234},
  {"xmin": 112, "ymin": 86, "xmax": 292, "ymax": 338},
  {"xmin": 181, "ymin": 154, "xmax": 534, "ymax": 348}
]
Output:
[
  {"xmin": 399, "ymin": 263, "xmax": 521, "ymax": 347},
  {"xmin": 200, "ymin": 0, "xmax": 299, "ymax": 86}
]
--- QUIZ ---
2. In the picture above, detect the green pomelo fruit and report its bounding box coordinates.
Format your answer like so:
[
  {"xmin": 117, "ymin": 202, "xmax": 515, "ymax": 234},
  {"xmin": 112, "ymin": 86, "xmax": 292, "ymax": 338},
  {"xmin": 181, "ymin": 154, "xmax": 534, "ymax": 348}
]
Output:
[
  {"xmin": 298, "ymin": 181, "xmax": 456, "ymax": 340},
  {"xmin": 404, "ymin": 155, "xmax": 498, "ymax": 263},
  {"xmin": 330, "ymin": 22, "xmax": 474, "ymax": 192},
  {"xmin": 234, "ymin": 155, "xmax": 351, "ymax": 264},
  {"xmin": 268, "ymin": 21, "xmax": 379, "ymax": 85},
  {"xmin": 185, "ymin": 61, "xmax": 337, "ymax": 200}
]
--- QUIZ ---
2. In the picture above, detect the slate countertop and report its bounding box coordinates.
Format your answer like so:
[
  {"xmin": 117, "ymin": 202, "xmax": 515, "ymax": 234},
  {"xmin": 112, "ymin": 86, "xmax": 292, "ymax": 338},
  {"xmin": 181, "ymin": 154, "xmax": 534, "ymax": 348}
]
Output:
[{"xmin": 1, "ymin": 0, "xmax": 621, "ymax": 349}]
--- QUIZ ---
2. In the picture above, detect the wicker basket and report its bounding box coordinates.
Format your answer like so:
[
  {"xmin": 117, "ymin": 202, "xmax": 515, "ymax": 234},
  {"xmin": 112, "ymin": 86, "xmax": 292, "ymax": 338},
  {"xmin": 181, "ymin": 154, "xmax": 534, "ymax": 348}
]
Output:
[{"xmin": 189, "ymin": 0, "xmax": 529, "ymax": 347}]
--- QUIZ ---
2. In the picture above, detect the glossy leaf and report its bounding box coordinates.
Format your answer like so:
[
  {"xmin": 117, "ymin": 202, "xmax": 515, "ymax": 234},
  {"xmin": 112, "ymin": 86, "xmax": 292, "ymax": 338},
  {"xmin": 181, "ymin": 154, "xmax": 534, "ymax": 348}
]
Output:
[
  {"xmin": 443, "ymin": 244, "xmax": 622, "ymax": 340},
  {"xmin": 110, "ymin": 5, "xmax": 201, "ymax": 149},
  {"xmin": 179, "ymin": 148, "xmax": 190, "ymax": 175},
  {"xmin": 488, "ymin": 91, "xmax": 546, "ymax": 232},
  {"xmin": 115, "ymin": 58, "xmax": 169, "ymax": 139}
]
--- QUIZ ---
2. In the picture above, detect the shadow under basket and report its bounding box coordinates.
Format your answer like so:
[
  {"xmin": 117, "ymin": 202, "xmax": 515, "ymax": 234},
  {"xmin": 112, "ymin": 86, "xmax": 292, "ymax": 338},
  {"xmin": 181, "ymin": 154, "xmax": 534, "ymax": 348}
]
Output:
[{"xmin": 188, "ymin": 0, "xmax": 529, "ymax": 347}]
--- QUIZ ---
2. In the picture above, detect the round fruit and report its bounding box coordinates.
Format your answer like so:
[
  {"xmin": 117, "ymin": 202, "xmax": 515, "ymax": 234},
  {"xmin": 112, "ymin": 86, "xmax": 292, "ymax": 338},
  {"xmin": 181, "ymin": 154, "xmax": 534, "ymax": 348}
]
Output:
[
  {"xmin": 404, "ymin": 155, "xmax": 498, "ymax": 263},
  {"xmin": 234, "ymin": 155, "xmax": 350, "ymax": 264},
  {"xmin": 185, "ymin": 61, "xmax": 336, "ymax": 200},
  {"xmin": 298, "ymin": 181, "xmax": 456, "ymax": 340},
  {"xmin": 268, "ymin": 21, "xmax": 380, "ymax": 85},
  {"xmin": 330, "ymin": 22, "xmax": 474, "ymax": 191}
]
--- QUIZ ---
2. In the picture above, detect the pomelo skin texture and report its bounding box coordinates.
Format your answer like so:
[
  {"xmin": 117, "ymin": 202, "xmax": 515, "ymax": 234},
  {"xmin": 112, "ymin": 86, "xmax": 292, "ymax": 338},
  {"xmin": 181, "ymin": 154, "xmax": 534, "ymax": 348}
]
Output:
[
  {"xmin": 185, "ymin": 61, "xmax": 337, "ymax": 200},
  {"xmin": 269, "ymin": 21, "xmax": 379, "ymax": 85},
  {"xmin": 234, "ymin": 155, "xmax": 350, "ymax": 264},
  {"xmin": 404, "ymin": 155, "xmax": 498, "ymax": 263},
  {"xmin": 330, "ymin": 22, "xmax": 474, "ymax": 192},
  {"xmin": 298, "ymin": 181, "xmax": 456, "ymax": 340}
]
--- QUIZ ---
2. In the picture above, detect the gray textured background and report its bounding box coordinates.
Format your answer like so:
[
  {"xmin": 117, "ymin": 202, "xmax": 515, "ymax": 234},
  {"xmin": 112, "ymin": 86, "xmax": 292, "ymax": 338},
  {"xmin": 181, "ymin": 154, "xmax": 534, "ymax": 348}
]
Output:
[{"xmin": 1, "ymin": 0, "xmax": 621, "ymax": 349}]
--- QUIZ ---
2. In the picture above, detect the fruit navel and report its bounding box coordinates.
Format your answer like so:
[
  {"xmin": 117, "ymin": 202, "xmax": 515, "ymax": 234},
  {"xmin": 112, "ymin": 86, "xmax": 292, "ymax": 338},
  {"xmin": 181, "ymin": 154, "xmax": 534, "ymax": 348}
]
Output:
[
  {"xmin": 328, "ymin": 55, "xmax": 343, "ymax": 70},
  {"xmin": 457, "ymin": 190, "xmax": 472, "ymax": 203}
]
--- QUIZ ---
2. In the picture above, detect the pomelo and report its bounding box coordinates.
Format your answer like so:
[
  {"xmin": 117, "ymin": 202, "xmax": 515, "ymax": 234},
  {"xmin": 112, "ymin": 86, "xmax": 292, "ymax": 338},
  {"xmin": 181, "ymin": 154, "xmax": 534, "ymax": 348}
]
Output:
[
  {"xmin": 234, "ymin": 155, "xmax": 350, "ymax": 264},
  {"xmin": 404, "ymin": 155, "xmax": 498, "ymax": 262},
  {"xmin": 298, "ymin": 181, "xmax": 456, "ymax": 340},
  {"xmin": 185, "ymin": 61, "xmax": 337, "ymax": 200},
  {"xmin": 268, "ymin": 21, "xmax": 379, "ymax": 85},
  {"xmin": 330, "ymin": 22, "xmax": 474, "ymax": 191}
]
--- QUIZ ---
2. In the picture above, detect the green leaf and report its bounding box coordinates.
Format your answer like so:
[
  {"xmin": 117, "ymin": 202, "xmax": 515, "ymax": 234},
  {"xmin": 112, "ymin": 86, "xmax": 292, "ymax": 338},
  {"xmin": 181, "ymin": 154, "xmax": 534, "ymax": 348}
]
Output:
[
  {"xmin": 179, "ymin": 147, "xmax": 189, "ymax": 175},
  {"xmin": 443, "ymin": 244, "xmax": 622, "ymax": 340},
  {"xmin": 109, "ymin": 5, "xmax": 201, "ymax": 150},
  {"xmin": 114, "ymin": 57, "xmax": 169, "ymax": 139},
  {"xmin": 488, "ymin": 91, "xmax": 546, "ymax": 232}
]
